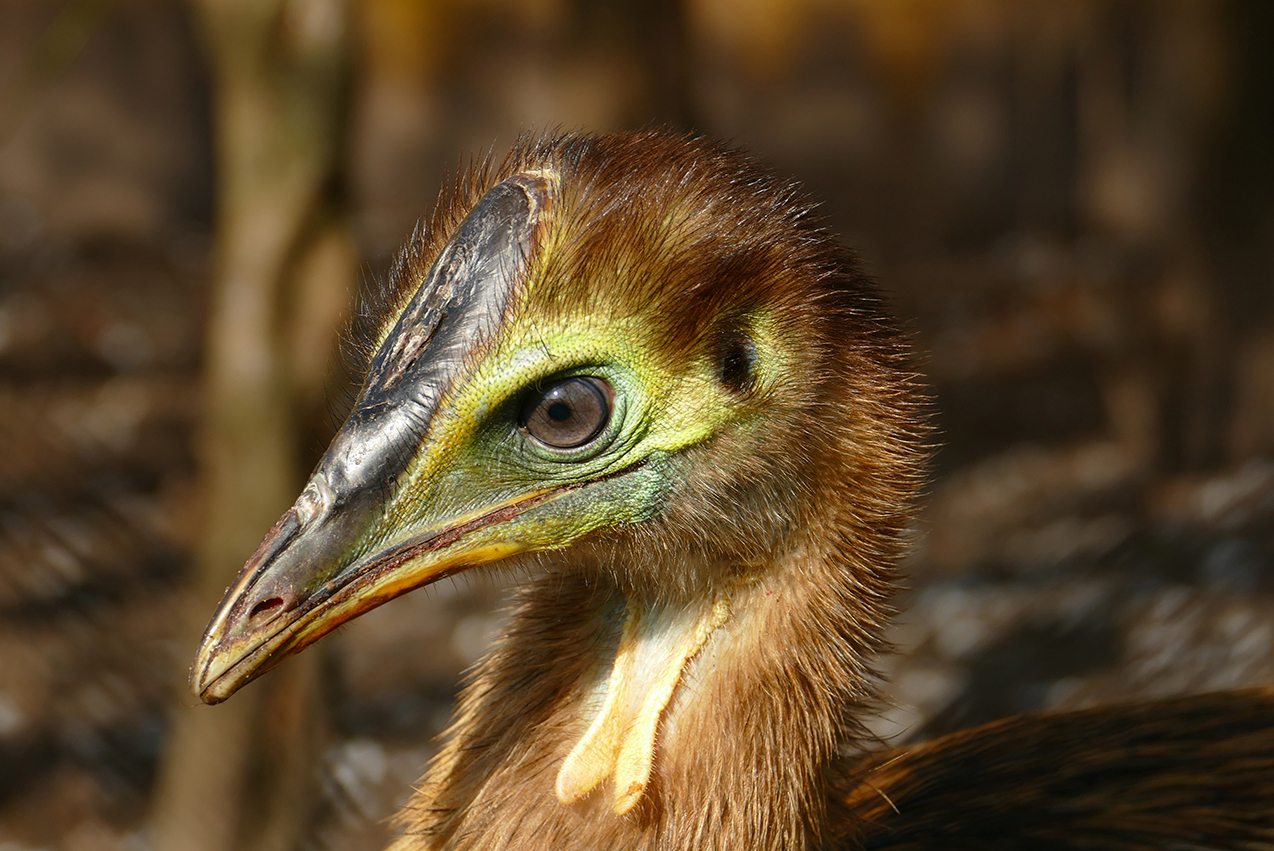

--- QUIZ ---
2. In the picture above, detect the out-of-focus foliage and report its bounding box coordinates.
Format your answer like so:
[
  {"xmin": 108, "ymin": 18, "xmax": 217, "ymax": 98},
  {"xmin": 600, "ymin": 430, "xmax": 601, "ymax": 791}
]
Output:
[{"xmin": 0, "ymin": 0, "xmax": 1270, "ymax": 849}]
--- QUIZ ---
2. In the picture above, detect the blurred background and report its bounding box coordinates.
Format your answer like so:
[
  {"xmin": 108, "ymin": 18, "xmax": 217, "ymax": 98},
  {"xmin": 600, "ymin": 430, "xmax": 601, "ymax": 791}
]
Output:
[{"xmin": 0, "ymin": 0, "xmax": 1272, "ymax": 848}]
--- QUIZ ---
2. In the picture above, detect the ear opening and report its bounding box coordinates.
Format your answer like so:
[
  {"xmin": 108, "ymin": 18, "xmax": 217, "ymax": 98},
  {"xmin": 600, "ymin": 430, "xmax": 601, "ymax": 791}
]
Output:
[{"xmin": 714, "ymin": 320, "xmax": 758, "ymax": 396}]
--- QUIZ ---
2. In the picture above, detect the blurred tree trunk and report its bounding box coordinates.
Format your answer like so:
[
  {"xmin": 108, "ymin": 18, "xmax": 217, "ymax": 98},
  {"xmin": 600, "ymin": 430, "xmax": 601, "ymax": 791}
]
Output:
[
  {"xmin": 147, "ymin": 1, "xmax": 353, "ymax": 850},
  {"xmin": 1077, "ymin": 0, "xmax": 1227, "ymax": 472}
]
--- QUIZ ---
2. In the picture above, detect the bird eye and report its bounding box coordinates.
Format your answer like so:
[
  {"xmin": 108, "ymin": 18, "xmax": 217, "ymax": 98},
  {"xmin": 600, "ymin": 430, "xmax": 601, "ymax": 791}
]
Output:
[{"xmin": 519, "ymin": 377, "xmax": 612, "ymax": 449}]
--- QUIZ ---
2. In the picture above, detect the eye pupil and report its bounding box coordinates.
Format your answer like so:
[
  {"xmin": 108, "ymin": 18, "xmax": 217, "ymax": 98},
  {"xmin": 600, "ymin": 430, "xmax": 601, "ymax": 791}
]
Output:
[{"xmin": 519, "ymin": 377, "xmax": 612, "ymax": 450}]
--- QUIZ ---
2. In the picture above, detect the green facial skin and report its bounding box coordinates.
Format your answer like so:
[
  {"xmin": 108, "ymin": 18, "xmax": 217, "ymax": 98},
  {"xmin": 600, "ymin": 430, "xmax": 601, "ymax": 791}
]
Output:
[
  {"xmin": 354, "ymin": 315, "xmax": 738, "ymax": 564},
  {"xmin": 189, "ymin": 290, "xmax": 772, "ymax": 703}
]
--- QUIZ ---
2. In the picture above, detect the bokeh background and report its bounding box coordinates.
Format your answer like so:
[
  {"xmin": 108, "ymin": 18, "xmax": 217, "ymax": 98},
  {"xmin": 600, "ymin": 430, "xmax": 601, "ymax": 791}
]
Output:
[{"xmin": 1, "ymin": 0, "xmax": 1272, "ymax": 849}]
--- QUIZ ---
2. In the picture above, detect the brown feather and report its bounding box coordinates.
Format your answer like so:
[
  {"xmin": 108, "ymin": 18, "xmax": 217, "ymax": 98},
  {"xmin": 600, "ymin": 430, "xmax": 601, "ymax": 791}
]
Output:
[{"xmin": 836, "ymin": 688, "xmax": 1274, "ymax": 850}]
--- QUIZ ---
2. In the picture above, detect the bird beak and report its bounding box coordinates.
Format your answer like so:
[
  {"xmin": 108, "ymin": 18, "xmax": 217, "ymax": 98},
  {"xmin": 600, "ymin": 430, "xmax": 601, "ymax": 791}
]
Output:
[
  {"xmin": 190, "ymin": 467, "xmax": 581, "ymax": 705},
  {"xmin": 191, "ymin": 170, "xmax": 558, "ymax": 704}
]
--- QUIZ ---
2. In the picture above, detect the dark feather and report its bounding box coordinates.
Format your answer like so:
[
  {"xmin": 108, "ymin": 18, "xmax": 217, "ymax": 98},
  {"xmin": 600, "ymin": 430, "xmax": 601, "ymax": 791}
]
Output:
[{"xmin": 837, "ymin": 688, "xmax": 1274, "ymax": 850}]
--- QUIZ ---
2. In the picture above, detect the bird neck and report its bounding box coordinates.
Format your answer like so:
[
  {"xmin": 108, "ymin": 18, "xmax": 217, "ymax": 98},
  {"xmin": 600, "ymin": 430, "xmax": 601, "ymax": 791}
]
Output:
[{"xmin": 397, "ymin": 531, "xmax": 891, "ymax": 851}]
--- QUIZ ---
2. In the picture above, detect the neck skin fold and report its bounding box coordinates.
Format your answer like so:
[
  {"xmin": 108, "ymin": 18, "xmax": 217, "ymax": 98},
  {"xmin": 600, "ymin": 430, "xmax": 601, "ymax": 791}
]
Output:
[{"xmin": 393, "ymin": 533, "xmax": 891, "ymax": 851}]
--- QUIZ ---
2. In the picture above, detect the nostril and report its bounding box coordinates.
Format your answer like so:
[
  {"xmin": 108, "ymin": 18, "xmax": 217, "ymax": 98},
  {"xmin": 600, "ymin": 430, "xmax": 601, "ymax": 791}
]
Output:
[{"xmin": 248, "ymin": 597, "xmax": 284, "ymax": 622}]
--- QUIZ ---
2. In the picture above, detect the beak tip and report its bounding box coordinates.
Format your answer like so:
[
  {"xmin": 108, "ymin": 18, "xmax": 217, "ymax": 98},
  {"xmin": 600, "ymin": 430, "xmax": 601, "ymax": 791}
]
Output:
[
  {"xmin": 190, "ymin": 670, "xmax": 233, "ymax": 705},
  {"xmin": 189, "ymin": 642, "xmax": 231, "ymax": 704}
]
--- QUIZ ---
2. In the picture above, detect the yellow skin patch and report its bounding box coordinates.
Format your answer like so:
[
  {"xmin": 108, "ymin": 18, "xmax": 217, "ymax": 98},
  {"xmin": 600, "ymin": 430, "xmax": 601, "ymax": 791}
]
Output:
[{"xmin": 557, "ymin": 591, "xmax": 733, "ymax": 813}]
